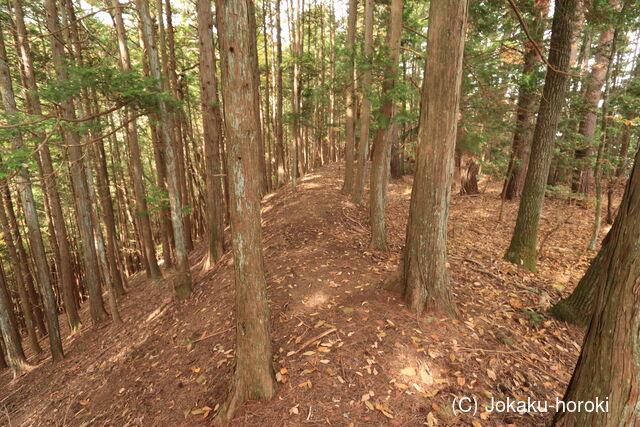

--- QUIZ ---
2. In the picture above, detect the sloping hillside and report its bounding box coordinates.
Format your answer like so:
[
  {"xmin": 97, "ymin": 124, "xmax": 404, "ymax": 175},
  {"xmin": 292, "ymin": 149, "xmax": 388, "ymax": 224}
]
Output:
[{"xmin": 1, "ymin": 163, "xmax": 595, "ymax": 426}]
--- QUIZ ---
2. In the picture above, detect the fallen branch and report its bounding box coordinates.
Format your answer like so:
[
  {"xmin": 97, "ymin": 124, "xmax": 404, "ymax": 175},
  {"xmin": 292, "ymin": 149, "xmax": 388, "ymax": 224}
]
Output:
[
  {"xmin": 194, "ymin": 326, "xmax": 235, "ymax": 343},
  {"xmin": 293, "ymin": 328, "xmax": 338, "ymax": 354}
]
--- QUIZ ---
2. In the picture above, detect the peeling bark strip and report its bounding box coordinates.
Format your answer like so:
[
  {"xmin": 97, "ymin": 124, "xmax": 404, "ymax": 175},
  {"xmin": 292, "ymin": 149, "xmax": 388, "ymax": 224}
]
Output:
[
  {"xmin": 215, "ymin": 0, "xmax": 276, "ymax": 421},
  {"xmin": 504, "ymin": 0, "xmax": 578, "ymax": 272},
  {"xmin": 402, "ymin": 0, "xmax": 468, "ymax": 316}
]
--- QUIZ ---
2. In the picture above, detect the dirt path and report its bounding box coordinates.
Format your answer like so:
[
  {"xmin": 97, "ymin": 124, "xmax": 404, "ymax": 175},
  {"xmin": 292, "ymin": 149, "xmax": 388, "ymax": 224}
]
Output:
[{"xmin": 1, "ymin": 163, "xmax": 595, "ymax": 426}]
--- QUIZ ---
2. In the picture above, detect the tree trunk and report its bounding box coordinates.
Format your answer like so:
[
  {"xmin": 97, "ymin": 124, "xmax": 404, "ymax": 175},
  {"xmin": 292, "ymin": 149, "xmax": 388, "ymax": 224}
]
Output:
[
  {"xmin": 274, "ymin": 0, "xmax": 286, "ymax": 186},
  {"xmin": 164, "ymin": 0, "xmax": 194, "ymax": 251},
  {"xmin": 0, "ymin": 262, "xmax": 29, "ymax": 376},
  {"xmin": 459, "ymin": 154, "xmax": 480, "ymax": 195},
  {"xmin": 369, "ymin": 0, "xmax": 403, "ymax": 251},
  {"xmin": 571, "ymin": 0, "xmax": 620, "ymax": 194},
  {"xmin": 196, "ymin": 0, "xmax": 226, "ymax": 267},
  {"xmin": 0, "ymin": 186, "xmax": 41, "ymax": 355},
  {"xmin": 12, "ymin": 0, "xmax": 81, "ymax": 331},
  {"xmin": 341, "ymin": 0, "xmax": 358, "ymax": 194},
  {"xmin": 504, "ymin": 0, "xmax": 578, "ymax": 271},
  {"xmin": 552, "ymin": 141, "xmax": 640, "ymax": 427},
  {"xmin": 110, "ymin": 0, "xmax": 162, "ymax": 279},
  {"xmin": 4, "ymin": 188, "xmax": 47, "ymax": 337},
  {"xmin": 135, "ymin": 0, "xmax": 193, "ymax": 299},
  {"xmin": 502, "ymin": 0, "xmax": 547, "ymax": 200},
  {"xmin": 45, "ymin": 0, "xmax": 108, "ymax": 326},
  {"xmin": 215, "ymin": 0, "xmax": 276, "ymax": 420},
  {"xmin": 351, "ymin": 0, "xmax": 373, "ymax": 205},
  {"xmin": 1, "ymin": 16, "xmax": 64, "ymax": 360},
  {"xmin": 401, "ymin": 0, "xmax": 468, "ymax": 316}
]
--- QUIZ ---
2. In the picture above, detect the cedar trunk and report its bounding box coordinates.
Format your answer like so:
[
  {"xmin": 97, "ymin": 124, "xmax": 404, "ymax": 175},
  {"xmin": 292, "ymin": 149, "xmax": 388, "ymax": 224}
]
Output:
[
  {"xmin": 196, "ymin": 0, "xmax": 226, "ymax": 266},
  {"xmin": 351, "ymin": 0, "xmax": 373, "ymax": 205},
  {"xmin": 552, "ymin": 144, "xmax": 640, "ymax": 426},
  {"xmin": 136, "ymin": 0, "xmax": 193, "ymax": 299},
  {"xmin": 215, "ymin": 0, "xmax": 276, "ymax": 420},
  {"xmin": 504, "ymin": 0, "xmax": 578, "ymax": 271},
  {"xmin": 341, "ymin": 0, "xmax": 358, "ymax": 194},
  {"xmin": 402, "ymin": 0, "xmax": 468, "ymax": 316},
  {"xmin": 45, "ymin": 0, "xmax": 108, "ymax": 325},
  {"xmin": 111, "ymin": 0, "xmax": 162, "ymax": 279},
  {"xmin": 369, "ymin": 0, "xmax": 403, "ymax": 250}
]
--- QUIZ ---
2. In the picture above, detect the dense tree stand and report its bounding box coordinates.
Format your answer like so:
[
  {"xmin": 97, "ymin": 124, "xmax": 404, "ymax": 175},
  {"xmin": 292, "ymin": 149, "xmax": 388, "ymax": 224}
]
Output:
[{"xmin": 553, "ymin": 145, "xmax": 640, "ymax": 426}]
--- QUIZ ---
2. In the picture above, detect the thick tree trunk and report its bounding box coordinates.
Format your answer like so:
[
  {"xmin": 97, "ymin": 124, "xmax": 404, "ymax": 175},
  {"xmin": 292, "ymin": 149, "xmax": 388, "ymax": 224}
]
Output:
[
  {"xmin": 215, "ymin": 0, "xmax": 276, "ymax": 420},
  {"xmin": 552, "ymin": 143, "xmax": 640, "ymax": 426},
  {"xmin": 502, "ymin": 0, "xmax": 547, "ymax": 200},
  {"xmin": 369, "ymin": 0, "xmax": 403, "ymax": 250},
  {"xmin": 1, "ymin": 18, "xmax": 64, "ymax": 360},
  {"xmin": 45, "ymin": 0, "xmax": 108, "ymax": 326},
  {"xmin": 196, "ymin": 0, "xmax": 226, "ymax": 266},
  {"xmin": 504, "ymin": 0, "xmax": 578, "ymax": 271},
  {"xmin": 136, "ymin": 0, "xmax": 193, "ymax": 299},
  {"xmin": 341, "ymin": 0, "xmax": 358, "ymax": 194},
  {"xmin": 110, "ymin": 0, "xmax": 162, "ymax": 279},
  {"xmin": 402, "ymin": 0, "xmax": 468, "ymax": 316},
  {"xmin": 351, "ymin": 0, "xmax": 374, "ymax": 205}
]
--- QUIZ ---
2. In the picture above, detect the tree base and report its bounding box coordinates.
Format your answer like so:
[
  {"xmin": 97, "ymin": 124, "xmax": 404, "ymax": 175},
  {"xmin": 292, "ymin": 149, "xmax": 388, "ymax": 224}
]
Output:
[
  {"xmin": 174, "ymin": 274, "xmax": 192, "ymax": 301},
  {"xmin": 504, "ymin": 248, "xmax": 537, "ymax": 272},
  {"xmin": 549, "ymin": 299, "xmax": 588, "ymax": 327}
]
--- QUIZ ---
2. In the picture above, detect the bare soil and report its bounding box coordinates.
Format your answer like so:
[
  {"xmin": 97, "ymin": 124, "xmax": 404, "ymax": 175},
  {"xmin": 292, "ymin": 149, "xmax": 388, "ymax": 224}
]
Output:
[{"xmin": 1, "ymin": 163, "xmax": 605, "ymax": 426}]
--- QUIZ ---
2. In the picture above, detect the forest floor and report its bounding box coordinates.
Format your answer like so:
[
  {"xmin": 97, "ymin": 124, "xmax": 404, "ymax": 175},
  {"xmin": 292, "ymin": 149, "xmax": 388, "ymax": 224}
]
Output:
[{"xmin": 0, "ymin": 163, "xmax": 608, "ymax": 426}]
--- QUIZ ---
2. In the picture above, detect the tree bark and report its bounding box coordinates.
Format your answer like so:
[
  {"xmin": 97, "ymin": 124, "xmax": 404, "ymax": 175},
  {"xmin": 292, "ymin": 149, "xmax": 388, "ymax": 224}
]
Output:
[
  {"xmin": 341, "ymin": 0, "xmax": 357, "ymax": 194},
  {"xmin": 0, "ymin": 261, "xmax": 30, "ymax": 376},
  {"xmin": 274, "ymin": 0, "xmax": 286, "ymax": 186},
  {"xmin": 369, "ymin": 0, "xmax": 403, "ymax": 250},
  {"xmin": 135, "ymin": 0, "xmax": 193, "ymax": 299},
  {"xmin": 1, "ymin": 17, "xmax": 64, "ymax": 360},
  {"xmin": 504, "ymin": 0, "xmax": 578, "ymax": 271},
  {"xmin": 571, "ymin": 0, "xmax": 620, "ymax": 194},
  {"xmin": 502, "ymin": 0, "xmax": 547, "ymax": 200},
  {"xmin": 401, "ymin": 0, "xmax": 468, "ymax": 316},
  {"xmin": 196, "ymin": 0, "xmax": 226, "ymax": 266},
  {"xmin": 110, "ymin": 0, "xmax": 162, "ymax": 279},
  {"xmin": 12, "ymin": 0, "xmax": 81, "ymax": 330},
  {"xmin": 45, "ymin": 0, "xmax": 108, "ymax": 325},
  {"xmin": 351, "ymin": 0, "xmax": 373, "ymax": 205},
  {"xmin": 552, "ymin": 140, "xmax": 640, "ymax": 427},
  {"xmin": 0, "ymin": 187, "xmax": 41, "ymax": 355},
  {"xmin": 215, "ymin": 0, "xmax": 276, "ymax": 420}
]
